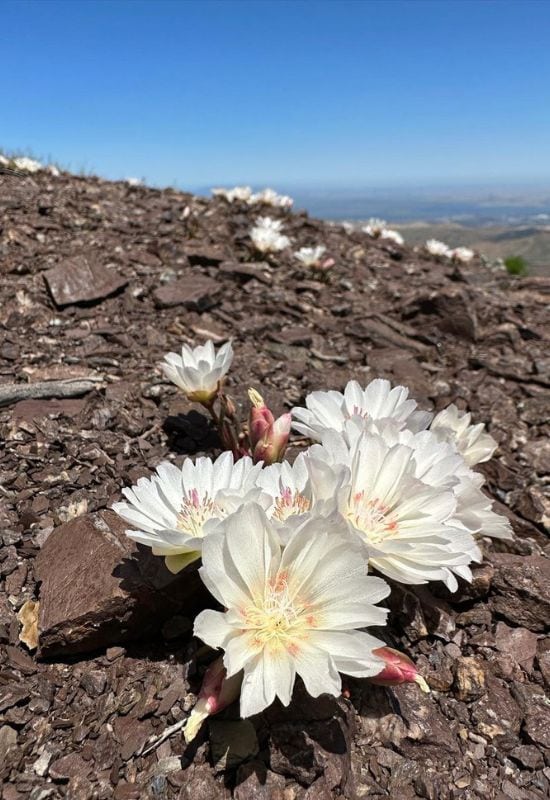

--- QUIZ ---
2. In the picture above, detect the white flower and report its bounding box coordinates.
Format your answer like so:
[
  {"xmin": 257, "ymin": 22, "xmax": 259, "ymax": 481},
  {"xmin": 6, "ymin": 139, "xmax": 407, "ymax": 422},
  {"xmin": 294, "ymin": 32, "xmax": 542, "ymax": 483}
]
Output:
[
  {"xmin": 430, "ymin": 404, "xmax": 497, "ymax": 466},
  {"xmin": 0, "ymin": 155, "xmax": 10, "ymax": 166},
  {"xmin": 368, "ymin": 420, "xmax": 512, "ymax": 551},
  {"xmin": 449, "ymin": 246, "xmax": 474, "ymax": 263},
  {"xmin": 294, "ymin": 245, "xmax": 327, "ymax": 267},
  {"xmin": 362, "ymin": 218, "xmax": 387, "ymax": 238},
  {"xmin": 47, "ymin": 165, "xmax": 60, "ymax": 177},
  {"xmin": 249, "ymin": 188, "xmax": 294, "ymax": 208},
  {"xmin": 125, "ymin": 176, "xmax": 142, "ymax": 186},
  {"xmin": 426, "ymin": 239, "xmax": 451, "ymax": 258},
  {"xmin": 256, "ymin": 453, "xmax": 347, "ymax": 537},
  {"xmin": 212, "ymin": 186, "xmax": 253, "ymax": 203},
  {"xmin": 250, "ymin": 217, "xmax": 291, "ymax": 253},
  {"xmin": 380, "ymin": 229, "xmax": 404, "ymax": 246},
  {"xmin": 12, "ymin": 156, "xmax": 42, "ymax": 173},
  {"xmin": 194, "ymin": 503, "xmax": 389, "ymax": 717},
  {"xmin": 161, "ymin": 340, "xmax": 233, "ymax": 403},
  {"xmin": 292, "ymin": 378, "xmax": 433, "ymax": 443},
  {"xmin": 112, "ymin": 452, "xmax": 264, "ymax": 573},
  {"xmin": 309, "ymin": 428, "xmax": 480, "ymax": 590}
]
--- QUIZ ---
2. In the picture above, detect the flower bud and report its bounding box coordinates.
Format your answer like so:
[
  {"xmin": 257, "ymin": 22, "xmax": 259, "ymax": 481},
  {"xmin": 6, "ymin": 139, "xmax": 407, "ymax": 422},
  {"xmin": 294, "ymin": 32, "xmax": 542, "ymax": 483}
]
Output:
[
  {"xmin": 369, "ymin": 647, "xmax": 430, "ymax": 692},
  {"xmin": 247, "ymin": 389, "xmax": 291, "ymax": 465},
  {"xmin": 184, "ymin": 657, "xmax": 243, "ymax": 743}
]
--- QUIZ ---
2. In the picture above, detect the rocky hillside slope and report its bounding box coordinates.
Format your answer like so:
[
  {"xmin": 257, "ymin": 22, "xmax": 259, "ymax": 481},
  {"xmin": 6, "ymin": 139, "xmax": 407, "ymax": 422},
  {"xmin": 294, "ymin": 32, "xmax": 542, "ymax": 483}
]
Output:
[{"xmin": 0, "ymin": 169, "xmax": 549, "ymax": 799}]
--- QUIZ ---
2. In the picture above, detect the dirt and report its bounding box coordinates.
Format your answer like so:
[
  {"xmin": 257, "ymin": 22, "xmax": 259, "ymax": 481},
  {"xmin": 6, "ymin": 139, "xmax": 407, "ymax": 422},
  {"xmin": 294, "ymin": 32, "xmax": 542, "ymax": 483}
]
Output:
[{"xmin": 0, "ymin": 169, "xmax": 548, "ymax": 799}]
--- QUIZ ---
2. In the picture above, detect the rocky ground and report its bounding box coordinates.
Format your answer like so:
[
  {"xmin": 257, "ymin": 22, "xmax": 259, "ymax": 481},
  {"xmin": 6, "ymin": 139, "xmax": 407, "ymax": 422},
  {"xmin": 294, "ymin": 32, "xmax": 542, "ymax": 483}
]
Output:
[{"xmin": 0, "ymin": 169, "xmax": 549, "ymax": 800}]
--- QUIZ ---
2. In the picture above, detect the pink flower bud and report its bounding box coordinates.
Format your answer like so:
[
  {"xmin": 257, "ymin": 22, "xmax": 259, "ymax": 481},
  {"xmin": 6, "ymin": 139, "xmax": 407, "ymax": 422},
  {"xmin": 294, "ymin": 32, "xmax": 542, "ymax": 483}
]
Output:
[
  {"xmin": 247, "ymin": 389, "xmax": 291, "ymax": 464},
  {"xmin": 369, "ymin": 647, "xmax": 430, "ymax": 692},
  {"xmin": 184, "ymin": 657, "xmax": 243, "ymax": 743}
]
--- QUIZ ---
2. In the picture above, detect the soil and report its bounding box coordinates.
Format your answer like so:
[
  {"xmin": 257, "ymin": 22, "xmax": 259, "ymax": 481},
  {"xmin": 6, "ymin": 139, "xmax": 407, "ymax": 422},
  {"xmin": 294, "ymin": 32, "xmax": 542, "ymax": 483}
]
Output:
[{"xmin": 0, "ymin": 169, "xmax": 549, "ymax": 799}]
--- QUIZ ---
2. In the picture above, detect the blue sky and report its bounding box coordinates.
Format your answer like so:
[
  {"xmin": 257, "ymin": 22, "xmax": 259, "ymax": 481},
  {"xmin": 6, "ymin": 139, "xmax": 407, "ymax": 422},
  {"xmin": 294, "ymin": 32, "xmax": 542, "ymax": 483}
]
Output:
[{"xmin": 1, "ymin": 0, "xmax": 549, "ymax": 189}]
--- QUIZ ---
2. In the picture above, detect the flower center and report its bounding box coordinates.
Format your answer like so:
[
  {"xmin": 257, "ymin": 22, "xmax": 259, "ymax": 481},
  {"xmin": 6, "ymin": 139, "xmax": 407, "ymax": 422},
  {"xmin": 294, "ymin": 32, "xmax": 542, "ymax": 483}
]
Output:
[
  {"xmin": 176, "ymin": 489, "xmax": 219, "ymax": 537},
  {"xmin": 346, "ymin": 491, "xmax": 399, "ymax": 544},
  {"xmin": 272, "ymin": 487, "xmax": 311, "ymax": 522},
  {"xmin": 241, "ymin": 573, "xmax": 315, "ymax": 655}
]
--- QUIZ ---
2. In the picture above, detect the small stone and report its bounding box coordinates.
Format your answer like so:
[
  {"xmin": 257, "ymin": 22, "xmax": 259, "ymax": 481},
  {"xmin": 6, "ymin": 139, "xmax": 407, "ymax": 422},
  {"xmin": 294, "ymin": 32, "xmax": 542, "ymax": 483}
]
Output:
[
  {"xmin": 0, "ymin": 725, "xmax": 17, "ymax": 762},
  {"xmin": 491, "ymin": 554, "xmax": 550, "ymax": 632},
  {"xmin": 495, "ymin": 622, "xmax": 538, "ymax": 672},
  {"xmin": 509, "ymin": 744, "xmax": 544, "ymax": 770},
  {"xmin": 44, "ymin": 255, "xmax": 127, "ymax": 306},
  {"xmin": 33, "ymin": 748, "xmax": 53, "ymax": 776},
  {"xmin": 454, "ymin": 657, "xmax": 487, "ymax": 701},
  {"xmin": 153, "ymin": 275, "xmax": 221, "ymax": 310},
  {"xmin": 49, "ymin": 752, "xmax": 91, "ymax": 781},
  {"xmin": 524, "ymin": 705, "xmax": 550, "ymax": 748},
  {"xmin": 209, "ymin": 720, "xmax": 259, "ymax": 771}
]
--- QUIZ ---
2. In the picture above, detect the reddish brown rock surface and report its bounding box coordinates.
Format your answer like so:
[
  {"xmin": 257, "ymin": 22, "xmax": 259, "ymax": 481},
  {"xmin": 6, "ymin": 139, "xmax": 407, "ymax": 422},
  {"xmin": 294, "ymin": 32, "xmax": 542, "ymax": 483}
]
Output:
[{"xmin": 0, "ymin": 168, "xmax": 548, "ymax": 798}]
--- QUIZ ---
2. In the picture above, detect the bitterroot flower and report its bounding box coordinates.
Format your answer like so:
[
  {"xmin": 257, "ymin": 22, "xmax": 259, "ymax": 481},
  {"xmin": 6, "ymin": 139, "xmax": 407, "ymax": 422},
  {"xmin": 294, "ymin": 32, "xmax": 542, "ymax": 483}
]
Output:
[
  {"xmin": 309, "ymin": 427, "xmax": 480, "ymax": 590},
  {"xmin": 426, "ymin": 239, "xmax": 452, "ymax": 258},
  {"xmin": 362, "ymin": 218, "xmax": 387, "ymax": 238},
  {"xmin": 161, "ymin": 340, "xmax": 233, "ymax": 404},
  {"xmin": 212, "ymin": 185, "xmax": 253, "ymax": 203},
  {"xmin": 112, "ymin": 452, "xmax": 263, "ymax": 573},
  {"xmin": 184, "ymin": 656, "xmax": 243, "ymax": 743},
  {"xmin": 430, "ymin": 404, "xmax": 497, "ymax": 466},
  {"xmin": 194, "ymin": 503, "xmax": 389, "ymax": 717},
  {"xmin": 292, "ymin": 378, "xmax": 433, "ymax": 443},
  {"xmin": 250, "ymin": 217, "xmax": 291, "ymax": 254},
  {"xmin": 249, "ymin": 188, "xmax": 293, "ymax": 208},
  {"xmin": 12, "ymin": 156, "xmax": 43, "ymax": 173},
  {"xmin": 294, "ymin": 245, "xmax": 327, "ymax": 267},
  {"xmin": 380, "ymin": 229, "xmax": 404, "ymax": 246},
  {"xmin": 368, "ymin": 646, "xmax": 430, "ymax": 692},
  {"xmin": 449, "ymin": 246, "xmax": 474, "ymax": 263},
  {"xmin": 248, "ymin": 388, "xmax": 291, "ymax": 465}
]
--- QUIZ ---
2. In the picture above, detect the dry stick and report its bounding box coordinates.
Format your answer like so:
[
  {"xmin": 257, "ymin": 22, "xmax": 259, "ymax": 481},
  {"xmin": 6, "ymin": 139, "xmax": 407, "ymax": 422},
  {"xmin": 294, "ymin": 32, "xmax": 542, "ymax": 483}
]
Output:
[
  {"xmin": 142, "ymin": 718, "xmax": 188, "ymax": 757},
  {"xmin": 0, "ymin": 377, "xmax": 104, "ymax": 407}
]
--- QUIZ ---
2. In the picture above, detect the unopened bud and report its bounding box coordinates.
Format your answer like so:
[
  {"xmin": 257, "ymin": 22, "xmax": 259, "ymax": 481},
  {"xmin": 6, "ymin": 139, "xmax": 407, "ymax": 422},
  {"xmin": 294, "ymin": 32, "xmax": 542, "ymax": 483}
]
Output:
[
  {"xmin": 369, "ymin": 647, "xmax": 430, "ymax": 692},
  {"xmin": 252, "ymin": 412, "xmax": 291, "ymax": 465},
  {"xmin": 248, "ymin": 388, "xmax": 274, "ymax": 448},
  {"xmin": 184, "ymin": 657, "xmax": 243, "ymax": 743}
]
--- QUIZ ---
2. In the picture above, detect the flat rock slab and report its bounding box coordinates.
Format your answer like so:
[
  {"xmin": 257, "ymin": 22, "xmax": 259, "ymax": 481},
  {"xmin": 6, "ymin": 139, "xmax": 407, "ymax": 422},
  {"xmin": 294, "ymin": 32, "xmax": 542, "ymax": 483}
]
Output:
[
  {"xmin": 43, "ymin": 255, "xmax": 127, "ymax": 306},
  {"xmin": 35, "ymin": 509, "xmax": 209, "ymax": 657},
  {"xmin": 490, "ymin": 553, "xmax": 550, "ymax": 632},
  {"xmin": 153, "ymin": 275, "xmax": 221, "ymax": 310}
]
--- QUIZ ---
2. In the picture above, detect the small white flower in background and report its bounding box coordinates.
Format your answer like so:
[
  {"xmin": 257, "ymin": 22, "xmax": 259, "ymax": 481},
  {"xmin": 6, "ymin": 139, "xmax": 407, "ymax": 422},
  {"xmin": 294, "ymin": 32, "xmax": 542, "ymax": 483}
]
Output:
[
  {"xmin": 249, "ymin": 188, "xmax": 293, "ymax": 208},
  {"xmin": 430, "ymin": 404, "xmax": 497, "ymax": 466},
  {"xmin": 212, "ymin": 186, "xmax": 253, "ymax": 203},
  {"xmin": 426, "ymin": 239, "xmax": 452, "ymax": 258},
  {"xmin": 449, "ymin": 246, "xmax": 475, "ymax": 263},
  {"xmin": 292, "ymin": 378, "xmax": 433, "ymax": 443},
  {"xmin": 0, "ymin": 154, "xmax": 10, "ymax": 166},
  {"xmin": 194, "ymin": 503, "xmax": 389, "ymax": 718},
  {"xmin": 47, "ymin": 165, "xmax": 60, "ymax": 177},
  {"xmin": 12, "ymin": 156, "xmax": 43, "ymax": 173},
  {"xmin": 250, "ymin": 217, "xmax": 291, "ymax": 254},
  {"xmin": 380, "ymin": 229, "xmax": 404, "ymax": 246},
  {"xmin": 125, "ymin": 177, "xmax": 142, "ymax": 186},
  {"xmin": 294, "ymin": 245, "xmax": 327, "ymax": 267},
  {"xmin": 309, "ymin": 428, "xmax": 480, "ymax": 590},
  {"xmin": 362, "ymin": 218, "xmax": 387, "ymax": 238},
  {"xmin": 161, "ymin": 340, "xmax": 233, "ymax": 404},
  {"xmin": 112, "ymin": 452, "xmax": 264, "ymax": 574}
]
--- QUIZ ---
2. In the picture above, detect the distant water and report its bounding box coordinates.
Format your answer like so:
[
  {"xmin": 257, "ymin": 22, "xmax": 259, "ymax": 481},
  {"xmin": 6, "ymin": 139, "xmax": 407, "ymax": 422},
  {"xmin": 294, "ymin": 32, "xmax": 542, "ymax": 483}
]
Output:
[{"xmin": 287, "ymin": 186, "xmax": 550, "ymax": 226}]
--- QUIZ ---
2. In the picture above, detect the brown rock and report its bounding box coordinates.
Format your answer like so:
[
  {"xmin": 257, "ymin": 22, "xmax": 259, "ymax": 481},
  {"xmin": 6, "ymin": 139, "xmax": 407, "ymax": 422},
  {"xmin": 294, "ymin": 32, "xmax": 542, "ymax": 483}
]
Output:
[
  {"xmin": 390, "ymin": 683, "xmax": 460, "ymax": 758},
  {"xmin": 234, "ymin": 762, "xmax": 285, "ymax": 800},
  {"xmin": 35, "ymin": 510, "xmax": 210, "ymax": 656},
  {"xmin": 49, "ymin": 752, "xmax": 91, "ymax": 781},
  {"xmin": 471, "ymin": 675, "xmax": 521, "ymax": 744},
  {"xmin": 431, "ymin": 288, "xmax": 478, "ymax": 341},
  {"xmin": 44, "ymin": 255, "xmax": 127, "ymax": 306},
  {"xmin": 524, "ymin": 705, "xmax": 550, "ymax": 748},
  {"xmin": 209, "ymin": 720, "xmax": 259, "ymax": 771},
  {"xmin": 0, "ymin": 725, "xmax": 17, "ymax": 762},
  {"xmin": 454, "ymin": 656, "xmax": 486, "ymax": 701},
  {"xmin": 185, "ymin": 244, "xmax": 227, "ymax": 265},
  {"xmin": 153, "ymin": 275, "xmax": 221, "ymax": 310},
  {"xmin": 490, "ymin": 554, "xmax": 550, "ymax": 632},
  {"xmin": 219, "ymin": 261, "xmax": 272, "ymax": 285},
  {"xmin": 495, "ymin": 622, "xmax": 538, "ymax": 672}
]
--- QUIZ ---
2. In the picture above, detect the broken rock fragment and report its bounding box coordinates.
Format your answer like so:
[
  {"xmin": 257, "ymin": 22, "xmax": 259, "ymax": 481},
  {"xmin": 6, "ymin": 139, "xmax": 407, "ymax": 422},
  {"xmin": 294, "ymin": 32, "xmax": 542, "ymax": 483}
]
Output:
[
  {"xmin": 43, "ymin": 255, "xmax": 128, "ymax": 306},
  {"xmin": 35, "ymin": 510, "xmax": 209, "ymax": 656}
]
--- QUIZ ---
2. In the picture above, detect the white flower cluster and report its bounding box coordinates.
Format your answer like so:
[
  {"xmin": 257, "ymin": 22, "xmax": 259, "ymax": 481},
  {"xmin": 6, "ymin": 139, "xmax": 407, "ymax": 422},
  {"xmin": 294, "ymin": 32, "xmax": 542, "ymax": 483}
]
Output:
[
  {"xmin": 294, "ymin": 245, "xmax": 326, "ymax": 267},
  {"xmin": 425, "ymin": 239, "xmax": 475, "ymax": 263},
  {"xmin": 114, "ymin": 341, "xmax": 511, "ymax": 719},
  {"xmin": 362, "ymin": 218, "xmax": 404, "ymax": 246},
  {"xmin": 250, "ymin": 216, "xmax": 291, "ymax": 254},
  {"xmin": 212, "ymin": 186, "xmax": 293, "ymax": 208}
]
